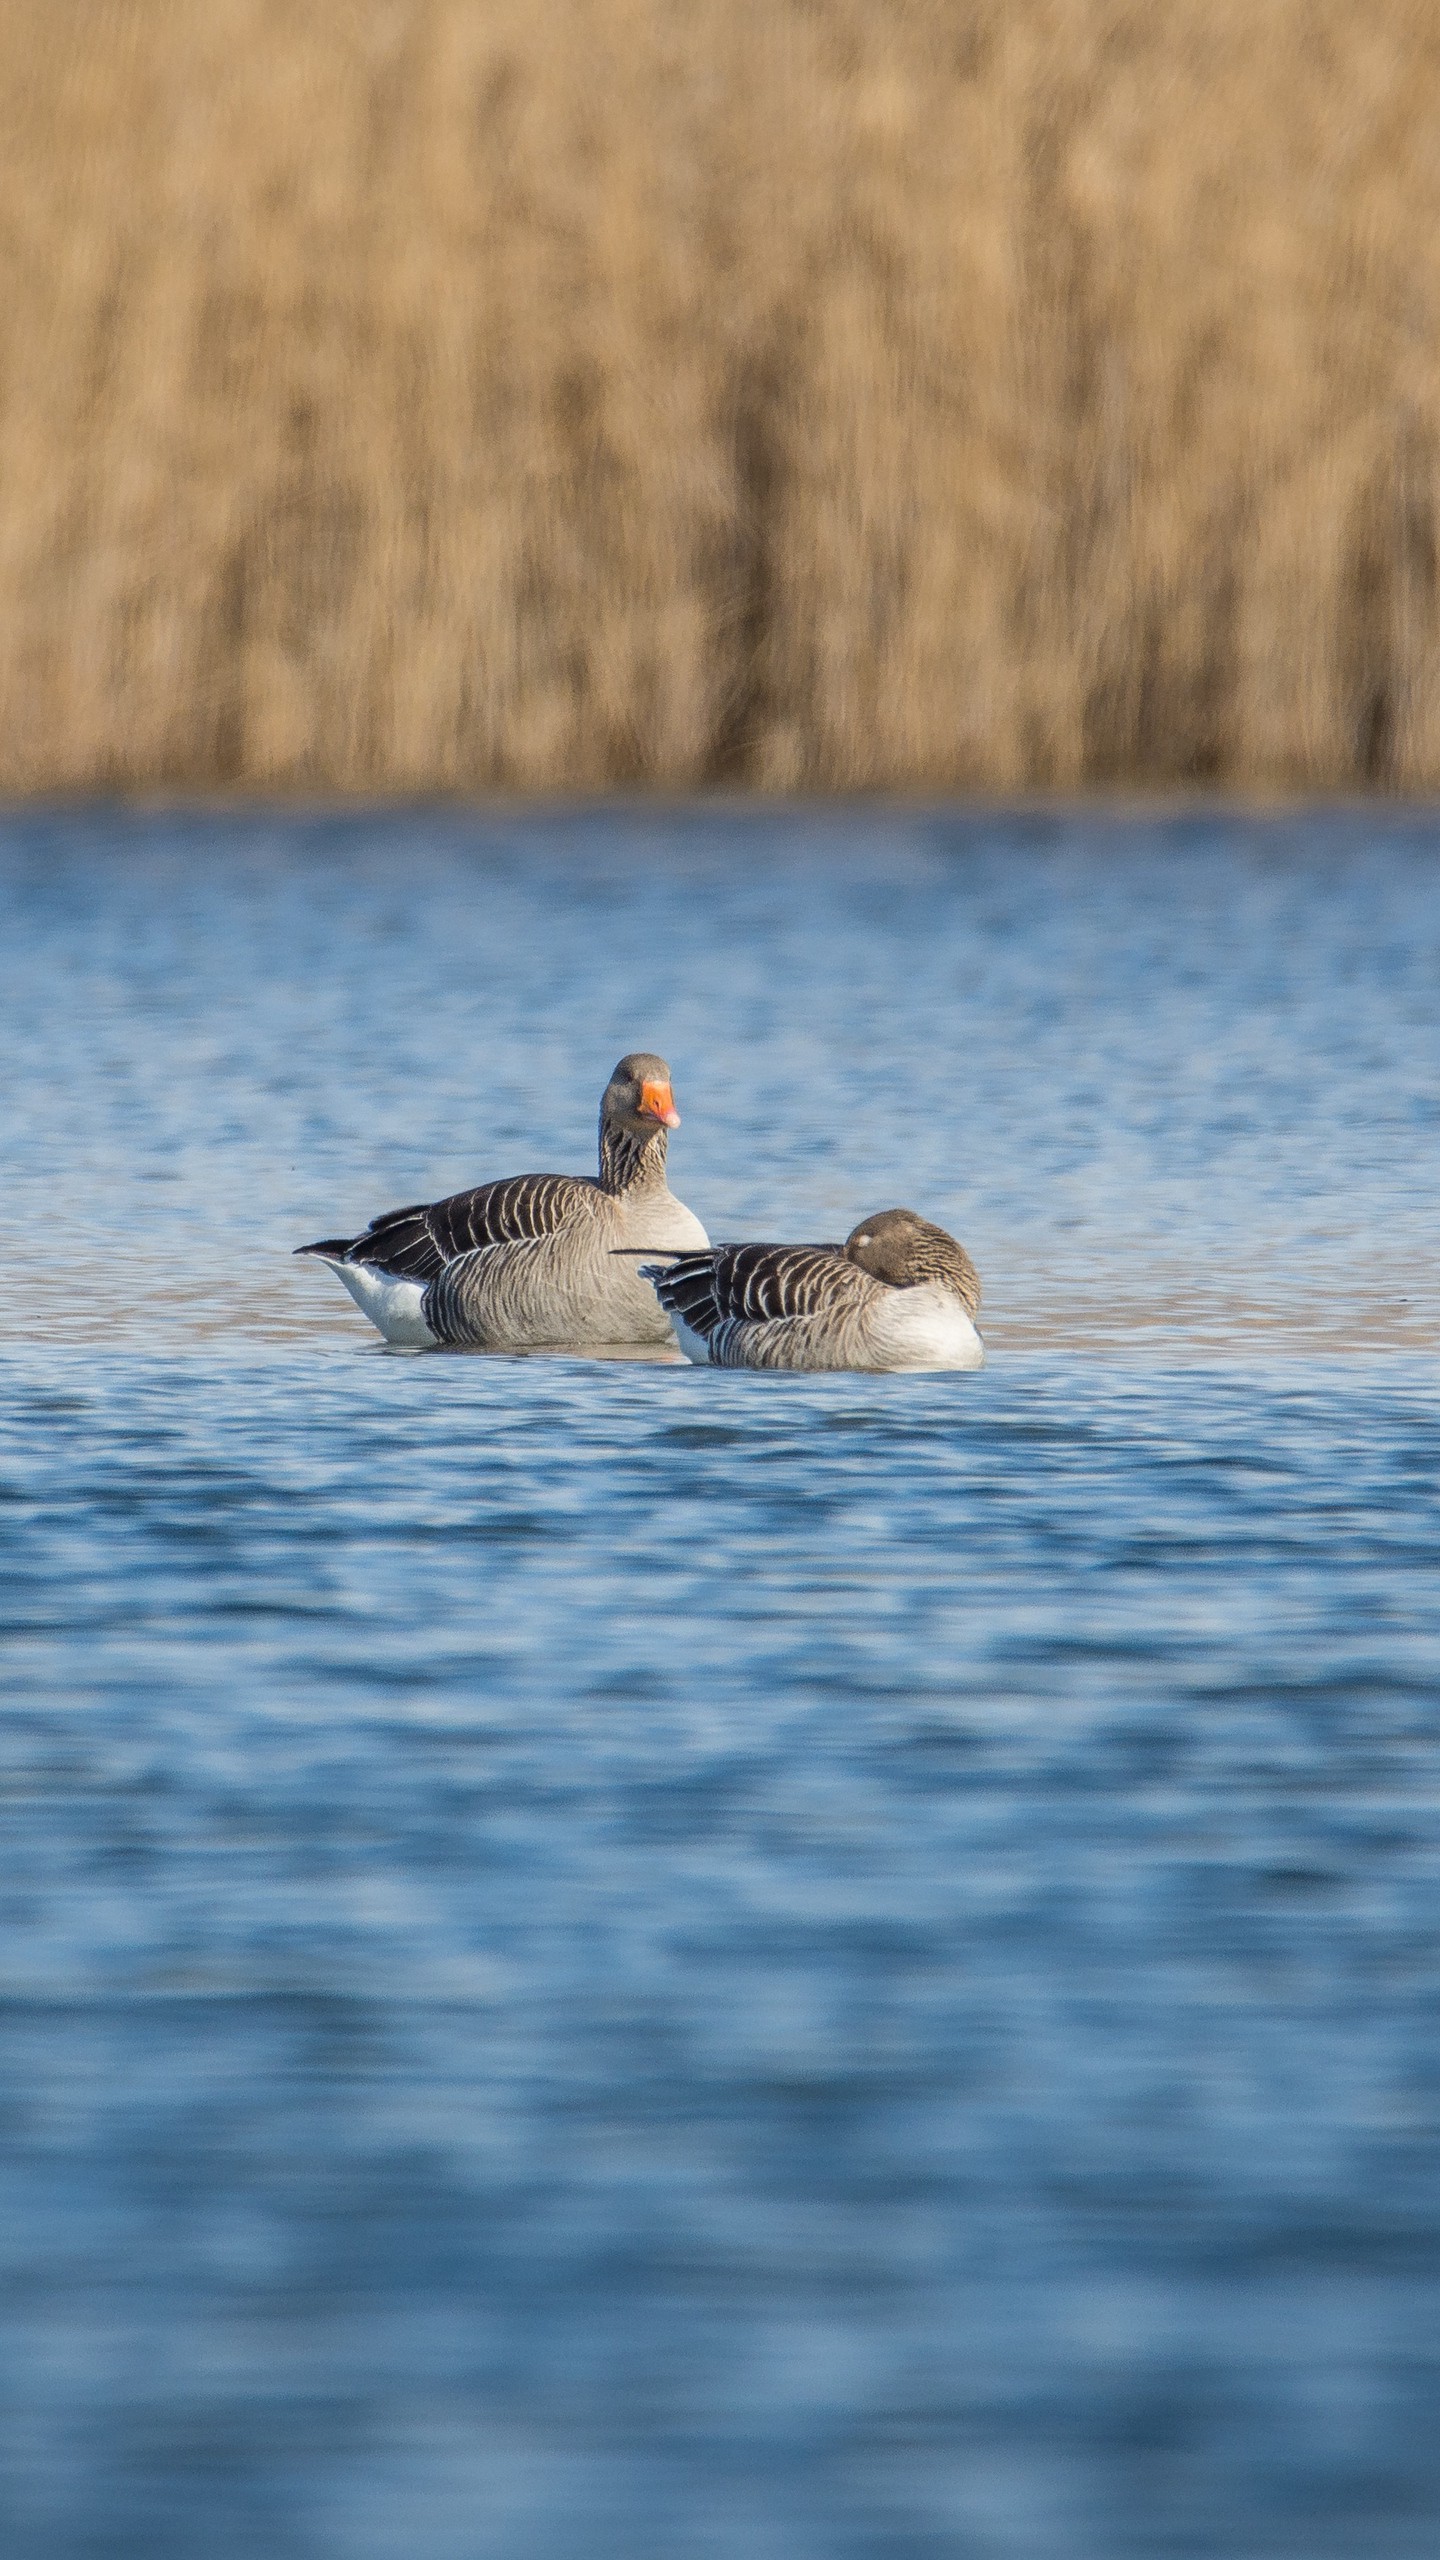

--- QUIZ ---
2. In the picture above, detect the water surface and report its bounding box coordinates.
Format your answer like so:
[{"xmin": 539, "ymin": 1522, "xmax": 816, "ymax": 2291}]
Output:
[{"xmin": 2, "ymin": 806, "xmax": 1439, "ymax": 2558}]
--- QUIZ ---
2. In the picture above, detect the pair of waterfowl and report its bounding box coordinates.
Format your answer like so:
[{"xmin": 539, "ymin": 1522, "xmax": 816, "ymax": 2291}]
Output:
[{"xmin": 297, "ymin": 1053, "xmax": 984, "ymax": 1372}]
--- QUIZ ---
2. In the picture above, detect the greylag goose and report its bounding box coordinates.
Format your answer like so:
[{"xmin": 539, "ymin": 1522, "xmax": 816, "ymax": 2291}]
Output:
[
  {"xmin": 640, "ymin": 1208, "xmax": 983, "ymax": 1371},
  {"xmin": 297, "ymin": 1053, "xmax": 708, "ymax": 1349}
]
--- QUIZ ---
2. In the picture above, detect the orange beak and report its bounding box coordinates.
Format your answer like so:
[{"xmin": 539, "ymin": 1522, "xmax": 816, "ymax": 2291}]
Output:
[{"xmin": 638, "ymin": 1077, "xmax": 681, "ymax": 1129}]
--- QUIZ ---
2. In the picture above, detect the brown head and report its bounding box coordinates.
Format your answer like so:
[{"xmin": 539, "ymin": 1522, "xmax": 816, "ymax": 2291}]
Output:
[{"xmin": 844, "ymin": 1208, "xmax": 981, "ymax": 1317}]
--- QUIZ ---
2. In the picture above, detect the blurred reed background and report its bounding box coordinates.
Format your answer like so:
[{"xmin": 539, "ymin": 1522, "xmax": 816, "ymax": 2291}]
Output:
[{"xmin": 3, "ymin": 0, "xmax": 1439, "ymax": 795}]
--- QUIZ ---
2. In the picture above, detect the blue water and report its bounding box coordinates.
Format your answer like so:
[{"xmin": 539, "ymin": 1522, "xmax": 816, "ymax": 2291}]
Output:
[{"xmin": 2, "ymin": 806, "xmax": 1439, "ymax": 2559}]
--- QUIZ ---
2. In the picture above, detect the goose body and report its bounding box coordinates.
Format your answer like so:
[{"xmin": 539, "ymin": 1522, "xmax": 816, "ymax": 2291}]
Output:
[
  {"xmin": 298, "ymin": 1055, "xmax": 708, "ymax": 1350},
  {"xmin": 642, "ymin": 1210, "xmax": 984, "ymax": 1373}
]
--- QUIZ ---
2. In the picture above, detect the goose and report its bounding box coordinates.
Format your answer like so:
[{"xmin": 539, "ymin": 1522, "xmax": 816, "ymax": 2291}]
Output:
[
  {"xmin": 296, "ymin": 1053, "xmax": 709, "ymax": 1350},
  {"xmin": 639, "ymin": 1208, "xmax": 984, "ymax": 1371}
]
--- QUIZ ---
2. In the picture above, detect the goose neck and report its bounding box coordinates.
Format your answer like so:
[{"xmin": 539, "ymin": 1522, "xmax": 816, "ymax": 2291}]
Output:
[{"xmin": 599, "ymin": 1120, "xmax": 670, "ymax": 1196}]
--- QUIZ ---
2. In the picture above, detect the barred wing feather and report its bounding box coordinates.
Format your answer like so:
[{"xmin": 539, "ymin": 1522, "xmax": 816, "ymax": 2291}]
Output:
[
  {"xmin": 307, "ymin": 1173, "xmax": 590, "ymax": 1282},
  {"xmin": 647, "ymin": 1243, "xmax": 850, "ymax": 1345}
]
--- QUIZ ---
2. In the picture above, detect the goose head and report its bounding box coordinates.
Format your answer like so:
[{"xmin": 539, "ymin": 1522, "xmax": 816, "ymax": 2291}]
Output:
[
  {"xmin": 603, "ymin": 1053, "xmax": 681, "ymax": 1134},
  {"xmin": 844, "ymin": 1208, "xmax": 981, "ymax": 1318},
  {"xmin": 598, "ymin": 1053, "xmax": 682, "ymax": 1189}
]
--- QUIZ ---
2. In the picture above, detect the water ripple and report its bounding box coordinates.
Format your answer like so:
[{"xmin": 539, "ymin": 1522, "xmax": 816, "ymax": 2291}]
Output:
[{"xmin": 2, "ymin": 812, "xmax": 1439, "ymax": 2559}]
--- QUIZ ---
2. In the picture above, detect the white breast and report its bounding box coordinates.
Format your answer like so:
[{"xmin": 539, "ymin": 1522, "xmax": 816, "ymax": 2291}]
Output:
[
  {"xmin": 614, "ymin": 1190, "xmax": 710, "ymax": 1254},
  {"xmin": 866, "ymin": 1283, "xmax": 985, "ymax": 1371}
]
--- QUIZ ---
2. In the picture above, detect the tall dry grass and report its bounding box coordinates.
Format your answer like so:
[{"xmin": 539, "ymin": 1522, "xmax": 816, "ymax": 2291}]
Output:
[{"xmin": 2, "ymin": 0, "xmax": 1439, "ymax": 793}]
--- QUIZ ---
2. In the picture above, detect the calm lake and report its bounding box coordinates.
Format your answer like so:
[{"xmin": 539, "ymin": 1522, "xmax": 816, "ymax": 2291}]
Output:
[{"xmin": 2, "ymin": 805, "xmax": 1439, "ymax": 2559}]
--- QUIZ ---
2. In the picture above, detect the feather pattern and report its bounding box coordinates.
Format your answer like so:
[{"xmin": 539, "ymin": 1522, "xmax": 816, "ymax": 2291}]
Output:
[
  {"xmin": 306, "ymin": 1172, "xmax": 590, "ymax": 1283},
  {"xmin": 640, "ymin": 1210, "xmax": 985, "ymax": 1373},
  {"xmin": 650, "ymin": 1244, "xmax": 849, "ymax": 1341}
]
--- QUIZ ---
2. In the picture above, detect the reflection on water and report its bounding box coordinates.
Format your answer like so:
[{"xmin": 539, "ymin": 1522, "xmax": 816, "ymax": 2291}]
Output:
[{"xmin": 1, "ymin": 806, "xmax": 1439, "ymax": 2559}]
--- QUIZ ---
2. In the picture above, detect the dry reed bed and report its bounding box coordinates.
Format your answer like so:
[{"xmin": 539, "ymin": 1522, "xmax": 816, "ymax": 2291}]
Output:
[{"xmin": 2, "ymin": 0, "xmax": 1439, "ymax": 792}]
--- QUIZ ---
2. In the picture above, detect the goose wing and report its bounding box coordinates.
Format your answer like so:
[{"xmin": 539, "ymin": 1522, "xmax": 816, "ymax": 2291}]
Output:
[
  {"xmin": 644, "ymin": 1242, "xmax": 852, "ymax": 1346},
  {"xmin": 298, "ymin": 1173, "xmax": 592, "ymax": 1283}
]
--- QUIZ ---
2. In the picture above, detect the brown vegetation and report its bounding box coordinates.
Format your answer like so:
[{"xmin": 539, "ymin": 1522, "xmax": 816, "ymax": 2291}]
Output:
[{"xmin": 2, "ymin": 0, "xmax": 1439, "ymax": 793}]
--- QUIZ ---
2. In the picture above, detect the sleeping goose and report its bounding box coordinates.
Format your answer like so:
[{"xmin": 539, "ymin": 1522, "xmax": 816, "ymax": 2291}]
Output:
[
  {"xmin": 296, "ymin": 1053, "xmax": 708, "ymax": 1350},
  {"xmin": 640, "ymin": 1208, "xmax": 984, "ymax": 1372}
]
